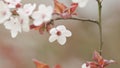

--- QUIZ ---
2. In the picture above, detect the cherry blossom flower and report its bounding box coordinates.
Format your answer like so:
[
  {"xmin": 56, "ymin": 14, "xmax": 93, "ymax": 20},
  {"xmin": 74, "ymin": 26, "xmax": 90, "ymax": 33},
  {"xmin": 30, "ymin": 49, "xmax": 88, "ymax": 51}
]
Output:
[
  {"xmin": 18, "ymin": 13, "xmax": 30, "ymax": 32},
  {"xmin": 32, "ymin": 4, "xmax": 53, "ymax": 26},
  {"xmin": 17, "ymin": 3, "xmax": 36, "ymax": 16},
  {"xmin": 4, "ymin": 0, "xmax": 22, "ymax": 8},
  {"xmin": 0, "ymin": 1, "xmax": 11, "ymax": 24},
  {"xmin": 4, "ymin": 17, "xmax": 21, "ymax": 38},
  {"xmin": 16, "ymin": 3, "xmax": 36, "ymax": 32},
  {"xmin": 49, "ymin": 25, "xmax": 72, "ymax": 45},
  {"xmin": 4, "ymin": 14, "xmax": 29, "ymax": 38},
  {"xmin": 81, "ymin": 51, "xmax": 115, "ymax": 68},
  {"xmin": 72, "ymin": 0, "xmax": 89, "ymax": 8}
]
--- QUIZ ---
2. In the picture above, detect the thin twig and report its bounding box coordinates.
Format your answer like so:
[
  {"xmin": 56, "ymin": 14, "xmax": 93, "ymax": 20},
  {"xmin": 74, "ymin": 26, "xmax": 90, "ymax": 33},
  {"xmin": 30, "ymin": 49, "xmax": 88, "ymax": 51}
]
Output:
[{"xmin": 51, "ymin": 17, "xmax": 98, "ymax": 24}]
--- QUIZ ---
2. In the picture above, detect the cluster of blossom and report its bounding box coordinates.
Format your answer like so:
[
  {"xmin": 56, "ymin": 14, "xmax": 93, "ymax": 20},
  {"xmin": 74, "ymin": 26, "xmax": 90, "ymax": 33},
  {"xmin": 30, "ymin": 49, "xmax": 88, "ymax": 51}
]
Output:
[
  {"xmin": 0, "ymin": 0, "xmax": 88, "ymax": 45},
  {"xmin": 32, "ymin": 51, "xmax": 114, "ymax": 68},
  {"xmin": 0, "ymin": 0, "xmax": 115, "ymax": 68}
]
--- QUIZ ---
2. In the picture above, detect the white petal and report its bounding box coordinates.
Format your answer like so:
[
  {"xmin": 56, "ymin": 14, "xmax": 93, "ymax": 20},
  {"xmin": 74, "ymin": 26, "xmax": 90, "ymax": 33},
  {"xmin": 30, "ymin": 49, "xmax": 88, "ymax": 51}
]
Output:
[
  {"xmin": 64, "ymin": 30, "xmax": 72, "ymax": 37},
  {"xmin": 4, "ymin": 21, "xmax": 12, "ymax": 29},
  {"xmin": 33, "ymin": 19, "xmax": 43, "ymax": 26},
  {"xmin": 44, "ymin": 15, "xmax": 52, "ymax": 22},
  {"xmin": 22, "ymin": 23, "xmax": 30, "ymax": 32},
  {"xmin": 49, "ymin": 28, "xmax": 57, "ymax": 35},
  {"xmin": 49, "ymin": 35, "xmax": 58, "ymax": 42},
  {"xmin": 57, "ymin": 36, "xmax": 66, "ymax": 45},
  {"xmin": 46, "ymin": 6, "xmax": 53, "ymax": 15},
  {"xmin": 38, "ymin": 4, "xmax": 46, "ymax": 11},
  {"xmin": 82, "ymin": 63, "xmax": 90, "ymax": 68},
  {"xmin": 56, "ymin": 25, "xmax": 66, "ymax": 31},
  {"xmin": 72, "ymin": 0, "xmax": 79, "ymax": 3},
  {"xmin": 0, "ymin": 1, "xmax": 11, "ymax": 23},
  {"xmin": 11, "ymin": 30, "xmax": 18, "ymax": 38},
  {"xmin": 23, "ymin": 3, "xmax": 36, "ymax": 16},
  {"xmin": 78, "ymin": 0, "xmax": 89, "ymax": 8}
]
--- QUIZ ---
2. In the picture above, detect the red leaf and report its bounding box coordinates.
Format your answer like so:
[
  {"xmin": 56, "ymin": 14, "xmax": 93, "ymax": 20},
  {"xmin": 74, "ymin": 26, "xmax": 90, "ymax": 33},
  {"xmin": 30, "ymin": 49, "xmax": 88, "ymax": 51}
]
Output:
[
  {"xmin": 93, "ymin": 51, "xmax": 103, "ymax": 62},
  {"xmin": 86, "ymin": 62, "xmax": 98, "ymax": 68},
  {"xmin": 30, "ymin": 23, "xmax": 45, "ymax": 34},
  {"xmin": 32, "ymin": 59, "xmax": 49, "ymax": 68},
  {"xmin": 68, "ymin": 3, "xmax": 78, "ymax": 15},
  {"xmin": 54, "ymin": 0, "xmax": 67, "ymax": 14},
  {"xmin": 54, "ymin": 0, "xmax": 78, "ymax": 18}
]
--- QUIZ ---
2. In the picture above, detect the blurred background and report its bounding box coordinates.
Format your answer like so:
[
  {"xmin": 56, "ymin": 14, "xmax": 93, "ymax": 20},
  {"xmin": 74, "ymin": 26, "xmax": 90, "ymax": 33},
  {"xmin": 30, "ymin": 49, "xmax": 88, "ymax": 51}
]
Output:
[{"xmin": 0, "ymin": 0, "xmax": 120, "ymax": 68}]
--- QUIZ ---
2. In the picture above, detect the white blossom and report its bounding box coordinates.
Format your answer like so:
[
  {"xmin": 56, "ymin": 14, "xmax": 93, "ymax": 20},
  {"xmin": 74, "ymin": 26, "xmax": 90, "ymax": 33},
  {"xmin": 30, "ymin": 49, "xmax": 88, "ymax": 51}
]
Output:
[
  {"xmin": 4, "ymin": 17, "xmax": 21, "ymax": 38},
  {"xmin": 4, "ymin": 15, "xmax": 30, "ymax": 38},
  {"xmin": 72, "ymin": 0, "xmax": 89, "ymax": 8},
  {"xmin": 49, "ymin": 25, "xmax": 72, "ymax": 45},
  {"xmin": 82, "ymin": 63, "xmax": 90, "ymax": 68},
  {"xmin": 17, "ymin": 3, "xmax": 36, "ymax": 16},
  {"xmin": 32, "ymin": 4, "xmax": 53, "ymax": 26},
  {"xmin": 4, "ymin": 0, "xmax": 22, "ymax": 8},
  {"xmin": 0, "ymin": 1, "xmax": 11, "ymax": 24},
  {"xmin": 18, "ymin": 14, "xmax": 30, "ymax": 32}
]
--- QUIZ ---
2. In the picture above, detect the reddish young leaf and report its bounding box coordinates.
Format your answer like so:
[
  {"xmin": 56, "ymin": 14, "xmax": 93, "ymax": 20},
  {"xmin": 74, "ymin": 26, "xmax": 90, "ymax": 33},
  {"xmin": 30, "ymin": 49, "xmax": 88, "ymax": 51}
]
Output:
[
  {"xmin": 83, "ymin": 51, "xmax": 115, "ymax": 68},
  {"xmin": 86, "ymin": 62, "xmax": 98, "ymax": 68},
  {"xmin": 54, "ymin": 0, "xmax": 67, "ymax": 14},
  {"xmin": 30, "ymin": 23, "xmax": 45, "ymax": 34},
  {"xmin": 93, "ymin": 51, "xmax": 103, "ymax": 62},
  {"xmin": 30, "ymin": 22, "xmax": 53, "ymax": 34},
  {"xmin": 65, "ymin": 3, "xmax": 78, "ymax": 15},
  {"xmin": 54, "ymin": 0, "xmax": 78, "ymax": 18},
  {"xmin": 32, "ymin": 59, "xmax": 49, "ymax": 68}
]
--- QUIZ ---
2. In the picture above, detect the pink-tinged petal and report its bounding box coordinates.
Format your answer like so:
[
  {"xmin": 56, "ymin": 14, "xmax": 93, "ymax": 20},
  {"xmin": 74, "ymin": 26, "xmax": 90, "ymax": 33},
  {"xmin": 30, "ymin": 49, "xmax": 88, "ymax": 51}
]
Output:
[
  {"xmin": 56, "ymin": 25, "xmax": 66, "ymax": 31},
  {"xmin": 11, "ymin": 30, "xmax": 18, "ymax": 38},
  {"xmin": 49, "ymin": 35, "xmax": 58, "ymax": 42},
  {"xmin": 57, "ymin": 35, "xmax": 66, "ymax": 45},
  {"xmin": 103, "ymin": 60, "xmax": 115, "ymax": 67},
  {"xmin": 64, "ymin": 30, "xmax": 72, "ymax": 37},
  {"xmin": 49, "ymin": 28, "xmax": 57, "ymax": 35}
]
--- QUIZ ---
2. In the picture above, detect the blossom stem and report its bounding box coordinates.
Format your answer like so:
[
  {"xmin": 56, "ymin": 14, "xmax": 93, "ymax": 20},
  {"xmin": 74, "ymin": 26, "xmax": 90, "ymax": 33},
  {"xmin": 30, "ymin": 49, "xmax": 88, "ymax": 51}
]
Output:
[
  {"xmin": 51, "ymin": 17, "xmax": 98, "ymax": 24},
  {"xmin": 97, "ymin": 0, "xmax": 103, "ymax": 55}
]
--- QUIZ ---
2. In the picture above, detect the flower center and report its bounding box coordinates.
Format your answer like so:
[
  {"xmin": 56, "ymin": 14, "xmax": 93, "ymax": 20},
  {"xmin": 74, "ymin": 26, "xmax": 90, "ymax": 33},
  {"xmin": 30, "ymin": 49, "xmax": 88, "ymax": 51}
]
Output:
[
  {"xmin": 2, "ymin": 11, "xmax": 6, "ymax": 16},
  {"xmin": 16, "ymin": 3, "xmax": 21, "ymax": 8},
  {"xmin": 56, "ymin": 31, "xmax": 61, "ymax": 36},
  {"xmin": 42, "ymin": 14, "xmax": 46, "ymax": 19}
]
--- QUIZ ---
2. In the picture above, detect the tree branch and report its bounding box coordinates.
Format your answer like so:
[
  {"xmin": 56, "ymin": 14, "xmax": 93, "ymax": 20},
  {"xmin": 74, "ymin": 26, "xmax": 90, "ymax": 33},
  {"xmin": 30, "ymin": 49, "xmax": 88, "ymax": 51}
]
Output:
[{"xmin": 50, "ymin": 17, "xmax": 98, "ymax": 24}]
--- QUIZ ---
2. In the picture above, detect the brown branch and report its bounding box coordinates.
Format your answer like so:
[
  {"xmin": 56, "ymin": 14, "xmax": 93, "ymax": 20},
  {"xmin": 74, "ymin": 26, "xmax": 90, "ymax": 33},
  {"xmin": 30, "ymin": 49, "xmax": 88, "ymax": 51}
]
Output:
[{"xmin": 51, "ymin": 17, "xmax": 98, "ymax": 24}]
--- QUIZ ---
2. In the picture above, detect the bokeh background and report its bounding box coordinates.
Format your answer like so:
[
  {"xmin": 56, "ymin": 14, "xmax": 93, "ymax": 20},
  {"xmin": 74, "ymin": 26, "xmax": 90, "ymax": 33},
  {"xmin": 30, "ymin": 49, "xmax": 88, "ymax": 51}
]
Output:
[{"xmin": 0, "ymin": 0, "xmax": 120, "ymax": 68}]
